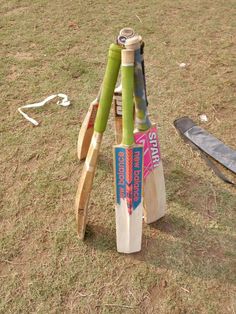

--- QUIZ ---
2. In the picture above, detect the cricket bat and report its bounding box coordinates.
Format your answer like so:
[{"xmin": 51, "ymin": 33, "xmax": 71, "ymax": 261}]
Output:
[
  {"xmin": 77, "ymin": 28, "xmax": 136, "ymax": 160},
  {"xmin": 114, "ymin": 48, "xmax": 144, "ymax": 253},
  {"xmin": 77, "ymin": 87, "xmax": 102, "ymax": 160},
  {"xmin": 75, "ymin": 43, "xmax": 122, "ymax": 239},
  {"xmin": 126, "ymin": 36, "xmax": 166, "ymax": 223}
]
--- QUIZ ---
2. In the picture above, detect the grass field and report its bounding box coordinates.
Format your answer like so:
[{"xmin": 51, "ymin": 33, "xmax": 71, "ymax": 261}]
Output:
[{"xmin": 0, "ymin": 0, "xmax": 235, "ymax": 313}]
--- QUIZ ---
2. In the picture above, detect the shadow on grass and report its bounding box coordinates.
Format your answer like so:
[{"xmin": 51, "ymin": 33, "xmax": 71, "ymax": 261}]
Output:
[
  {"xmin": 140, "ymin": 217, "xmax": 235, "ymax": 284},
  {"xmin": 84, "ymin": 223, "xmax": 117, "ymax": 252}
]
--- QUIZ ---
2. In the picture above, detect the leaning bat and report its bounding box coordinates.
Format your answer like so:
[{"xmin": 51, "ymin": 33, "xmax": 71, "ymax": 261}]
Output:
[
  {"xmin": 126, "ymin": 36, "xmax": 166, "ymax": 223},
  {"xmin": 114, "ymin": 48, "xmax": 144, "ymax": 253},
  {"xmin": 75, "ymin": 43, "xmax": 122, "ymax": 239},
  {"xmin": 77, "ymin": 28, "xmax": 136, "ymax": 160},
  {"xmin": 77, "ymin": 87, "xmax": 102, "ymax": 160}
]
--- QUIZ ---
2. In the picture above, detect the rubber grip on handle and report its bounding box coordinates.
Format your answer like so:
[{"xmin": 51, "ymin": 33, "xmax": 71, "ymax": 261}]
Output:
[
  {"xmin": 121, "ymin": 49, "xmax": 135, "ymax": 146},
  {"xmin": 94, "ymin": 44, "xmax": 121, "ymax": 133}
]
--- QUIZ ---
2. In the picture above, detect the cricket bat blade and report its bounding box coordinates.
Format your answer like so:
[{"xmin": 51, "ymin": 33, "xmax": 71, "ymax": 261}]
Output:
[
  {"xmin": 134, "ymin": 123, "xmax": 166, "ymax": 223},
  {"xmin": 114, "ymin": 144, "xmax": 143, "ymax": 253}
]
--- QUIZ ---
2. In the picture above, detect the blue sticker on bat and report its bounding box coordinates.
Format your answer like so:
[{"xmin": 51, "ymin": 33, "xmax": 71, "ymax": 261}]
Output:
[
  {"xmin": 115, "ymin": 147, "xmax": 126, "ymax": 206},
  {"xmin": 115, "ymin": 146, "xmax": 143, "ymax": 213},
  {"xmin": 132, "ymin": 146, "xmax": 143, "ymax": 210}
]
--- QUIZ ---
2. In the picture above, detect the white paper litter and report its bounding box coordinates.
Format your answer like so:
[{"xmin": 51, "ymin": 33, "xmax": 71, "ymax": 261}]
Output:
[
  {"xmin": 199, "ymin": 114, "xmax": 208, "ymax": 122},
  {"xmin": 179, "ymin": 63, "xmax": 187, "ymax": 68},
  {"xmin": 18, "ymin": 94, "xmax": 71, "ymax": 126}
]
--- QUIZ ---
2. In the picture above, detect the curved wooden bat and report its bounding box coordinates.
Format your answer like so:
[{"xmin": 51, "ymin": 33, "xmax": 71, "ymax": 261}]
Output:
[{"xmin": 75, "ymin": 43, "xmax": 121, "ymax": 239}]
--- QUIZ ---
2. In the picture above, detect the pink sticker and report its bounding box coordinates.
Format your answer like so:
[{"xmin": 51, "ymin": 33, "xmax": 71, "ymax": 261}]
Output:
[{"xmin": 134, "ymin": 126, "xmax": 161, "ymax": 178}]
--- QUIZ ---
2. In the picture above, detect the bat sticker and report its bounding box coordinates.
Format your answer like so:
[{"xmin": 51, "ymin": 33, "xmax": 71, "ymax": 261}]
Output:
[
  {"xmin": 114, "ymin": 95, "xmax": 122, "ymax": 117},
  {"xmin": 134, "ymin": 126, "xmax": 161, "ymax": 178},
  {"xmin": 115, "ymin": 146, "xmax": 143, "ymax": 214}
]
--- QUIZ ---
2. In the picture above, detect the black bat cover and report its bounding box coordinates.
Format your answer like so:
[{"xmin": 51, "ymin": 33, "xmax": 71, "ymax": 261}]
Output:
[{"xmin": 174, "ymin": 117, "xmax": 236, "ymax": 185}]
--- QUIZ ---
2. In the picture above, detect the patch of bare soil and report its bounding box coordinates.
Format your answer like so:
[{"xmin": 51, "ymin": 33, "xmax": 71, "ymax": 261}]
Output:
[
  {"xmin": 6, "ymin": 65, "xmax": 21, "ymax": 82},
  {"xmin": 4, "ymin": 6, "xmax": 28, "ymax": 17},
  {"xmin": 141, "ymin": 280, "xmax": 168, "ymax": 313},
  {"xmin": 14, "ymin": 52, "xmax": 34, "ymax": 61}
]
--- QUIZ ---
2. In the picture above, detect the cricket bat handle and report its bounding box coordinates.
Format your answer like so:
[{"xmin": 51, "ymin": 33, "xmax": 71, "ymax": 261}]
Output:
[{"xmin": 125, "ymin": 37, "xmax": 151, "ymax": 131}]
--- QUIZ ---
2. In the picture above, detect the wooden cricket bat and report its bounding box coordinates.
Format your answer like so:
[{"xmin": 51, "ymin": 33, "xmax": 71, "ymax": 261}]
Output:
[
  {"xmin": 75, "ymin": 43, "xmax": 122, "ymax": 239},
  {"xmin": 77, "ymin": 87, "xmax": 102, "ymax": 160},
  {"xmin": 114, "ymin": 48, "xmax": 144, "ymax": 253},
  {"xmin": 125, "ymin": 36, "xmax": 166, "ymax": 224}
]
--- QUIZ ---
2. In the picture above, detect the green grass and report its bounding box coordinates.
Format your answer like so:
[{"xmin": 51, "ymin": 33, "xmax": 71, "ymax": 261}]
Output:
[{"xmin": 0, "ymin": 0, "xmax": 235, "ymax": 313}]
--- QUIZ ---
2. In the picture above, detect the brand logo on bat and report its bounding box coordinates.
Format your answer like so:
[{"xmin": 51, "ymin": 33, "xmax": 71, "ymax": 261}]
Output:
[
  {"xmin": 134, "ymin": 126, "xmax": 161, "ymax": 178},
  {"xmin": 148, "ymin": 131, "xmax": 161, "ymax": 167},
  {"xmin": 114, "ymin": 95, "xmax": 122, "ymax": 116},
  {"xmin": 115, "ymin": 147, "xmax": 143, "ymax": 214},
  {"xmin": 117, "ymin": 35, "xmax": 126, "ymax": 45}
]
